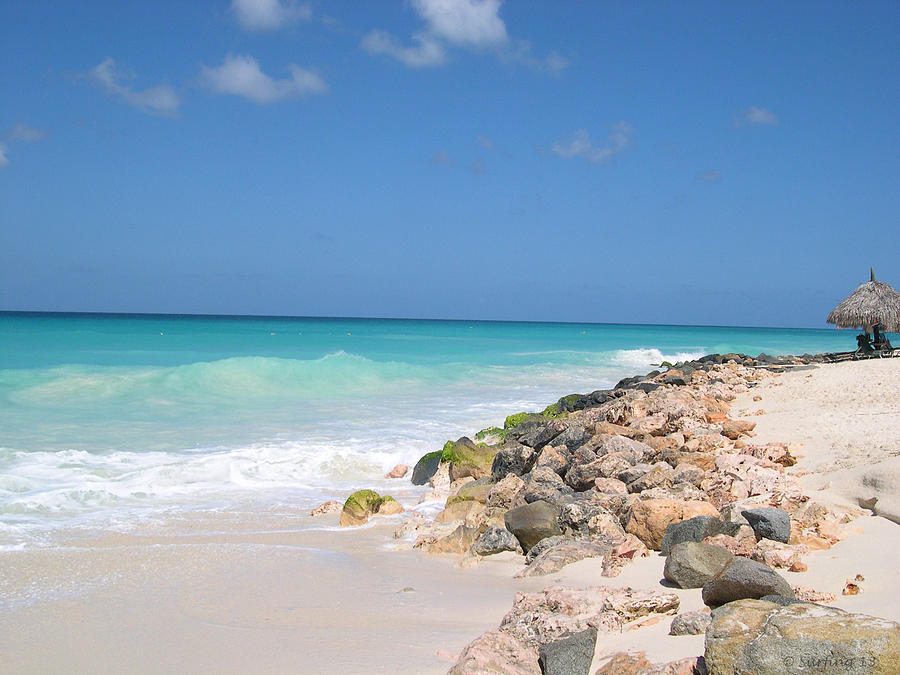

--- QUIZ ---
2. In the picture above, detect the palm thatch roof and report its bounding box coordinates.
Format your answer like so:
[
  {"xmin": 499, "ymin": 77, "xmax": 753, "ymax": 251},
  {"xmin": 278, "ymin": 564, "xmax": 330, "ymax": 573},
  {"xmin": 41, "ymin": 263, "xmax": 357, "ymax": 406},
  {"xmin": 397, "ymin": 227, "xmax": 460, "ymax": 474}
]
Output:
[{"xmin": 827, "ymin": 268, "xmax": 900, "ymax": 333}]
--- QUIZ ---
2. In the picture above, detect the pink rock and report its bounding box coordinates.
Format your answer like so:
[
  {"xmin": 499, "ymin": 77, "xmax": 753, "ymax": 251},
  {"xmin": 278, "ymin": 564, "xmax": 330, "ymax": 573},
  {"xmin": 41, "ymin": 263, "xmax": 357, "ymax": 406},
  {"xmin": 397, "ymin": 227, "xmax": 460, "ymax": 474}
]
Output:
[
  {"xmin": 309, "ymin": 500, "xmax": 343, "ymax": 517},
  {"xmin": 448, "ymin": 630, "xmax": 540, "ymax": 675},
  {"xmin": 385, "ymin": 463, "xmax": 409, "ymax": 479}
]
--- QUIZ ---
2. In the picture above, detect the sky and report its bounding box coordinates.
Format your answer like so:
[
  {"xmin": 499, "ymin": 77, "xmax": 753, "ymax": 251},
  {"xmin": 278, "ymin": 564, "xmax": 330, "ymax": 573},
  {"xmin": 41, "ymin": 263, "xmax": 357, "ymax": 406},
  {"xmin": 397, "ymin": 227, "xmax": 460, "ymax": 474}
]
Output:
[{"xmin": 1, "ymin": 0, "xmax": 898, "ymax": 327}]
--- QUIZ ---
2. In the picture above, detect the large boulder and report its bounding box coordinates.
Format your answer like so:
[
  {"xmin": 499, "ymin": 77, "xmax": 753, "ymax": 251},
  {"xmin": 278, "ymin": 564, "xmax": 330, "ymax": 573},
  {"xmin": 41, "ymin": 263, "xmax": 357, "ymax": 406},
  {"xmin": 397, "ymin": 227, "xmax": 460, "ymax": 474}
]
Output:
[
  {"xmin": 448, "ymin": 629, "xmax": 540, "ymax": 675},
  {"xmin": 701, "ymin": 557, "xmax": 794, "ymax": 607},
  {"xmin": 660, "ymin": 515, "xmax": 740, "ymax": 555},
  {"xmin": 741, "ymin": 507, "xmax": 791, "ymax": 543},
  {"xmin": 705, "ymin": 599, "xmax": 900, "ymax": 674},
  {"xmin": 504, "ymin": 500, "xmax": 562, "ymax": 553},
  {"xmin": 624, "ymin": 498, "xmax": 719, "ymax": 550},
  {"xmin": 663, "ymin": 542, "xmax": 734, "ymax": 589},
  {"xmin": 537, "ymin": 627, "xmax": 597, "ymax": 675},
  {"xmin": 424, "ymin": 523, "xmax": 484, "ymax": 554}
]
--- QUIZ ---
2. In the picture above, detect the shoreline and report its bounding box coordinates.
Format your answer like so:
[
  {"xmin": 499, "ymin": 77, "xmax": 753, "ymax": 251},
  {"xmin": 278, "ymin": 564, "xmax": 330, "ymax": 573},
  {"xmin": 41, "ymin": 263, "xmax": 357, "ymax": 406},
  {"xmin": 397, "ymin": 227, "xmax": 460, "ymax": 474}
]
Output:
[{"xmin": 2, "ymin": 353, "xmax": 899, "ymax": 673}]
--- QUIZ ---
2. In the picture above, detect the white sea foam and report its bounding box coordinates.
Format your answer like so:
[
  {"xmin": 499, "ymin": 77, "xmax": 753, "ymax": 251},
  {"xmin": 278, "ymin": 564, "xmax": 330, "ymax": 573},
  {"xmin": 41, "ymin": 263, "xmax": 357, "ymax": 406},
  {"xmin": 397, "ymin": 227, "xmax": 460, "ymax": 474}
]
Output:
[{"xmin": 610, "ymin": 348, "xmax": 707, "ymax": 370}]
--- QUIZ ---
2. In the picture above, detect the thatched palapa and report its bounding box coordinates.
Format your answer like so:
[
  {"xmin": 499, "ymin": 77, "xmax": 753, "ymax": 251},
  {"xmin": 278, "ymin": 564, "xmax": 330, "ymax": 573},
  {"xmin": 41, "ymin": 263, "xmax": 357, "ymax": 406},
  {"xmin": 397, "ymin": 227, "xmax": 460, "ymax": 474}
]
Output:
[{"xmin": 827, "ymin": 268, "xmax": 900, "ymax": 333}]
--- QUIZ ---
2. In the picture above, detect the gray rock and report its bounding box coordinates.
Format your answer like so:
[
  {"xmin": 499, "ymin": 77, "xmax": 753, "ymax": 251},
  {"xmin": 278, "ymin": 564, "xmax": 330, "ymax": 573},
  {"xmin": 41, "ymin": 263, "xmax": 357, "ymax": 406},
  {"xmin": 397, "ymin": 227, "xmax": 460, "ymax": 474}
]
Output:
[
  {"xmin": 626, "ymin": 464, "xmax": 675, "ymax": 493},
  {"xmin": 557, "ymin": 499, "xmax": 606, "ymax": 536},
  {"xmin": 525, "ymin": 535, "xmax": 573, "ymax": 564},
  {"xmin": 538, "ymin": 627, "xmax": 597, "ymax": 675},
  {"xmin": 705, "ymin": 599, "xmax": 900, "ymax": 675},
  {"xmin": 718, "ymin": 502, "xmax": 750, "ymax": 525},
  {"xmin": 564, "ymin": 459, "xmax": 606, "ymax": 492},
  {"xmin": 491, "ymin": 442, "xmax": 537, "ymax": 480},
  {"xmin": 664, "ymin": 542, "xmax": 734, "ymax": 589},
  {"xmin": 618, "ymin": 463, "xmax": 655, "ymax": 486},
  {"xmin": 472, "ymin": 525, "xmax": 523, "ymax": 556},
  {"xmin": 598, "ymin": 435, "xmax": 650, "ymax": 461},
  {"xmin": 410, "ymin": 452, "xmax": 441, "ymax": 485},
  {"xmin": 518, "ymin": 537, "xmax": 613, "ymax": 577},
  {"xmin": 505, "ymin": 500, "xmax": 563, "ymax": 553},
  {"xmin": 741, "ymin": 507, "xmax": 791, "ymax": 543},
  {"xmin": 669, "ymin": 610, "xmax": 712, "ymax": 636},
  {"xmin": 524, "ymin": 466, "xmax": 574, "ymax": 504},
  {"xmin": 660, "ymin": 516, "xmax": 741, "ymax": 555},
  {"xmin": 552, "ymin": 425, "xmax": 590, "ymax": 452},
  {"xmin": 701, "ymin": 557, "xmax": 794, "ymax": 607}
]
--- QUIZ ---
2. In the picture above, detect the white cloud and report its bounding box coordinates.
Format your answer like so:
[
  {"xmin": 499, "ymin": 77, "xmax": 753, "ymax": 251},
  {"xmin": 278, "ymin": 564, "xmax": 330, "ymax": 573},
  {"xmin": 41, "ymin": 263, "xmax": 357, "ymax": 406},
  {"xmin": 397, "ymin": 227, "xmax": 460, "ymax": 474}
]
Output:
[
  {"xmin": 7, "ymin": 123, "xmax": 45, "ymax": 143},
  {"xmin": 737, "ymin": 106, "xmax": 778, "ymax": 126},
  {"xmin": 88, "ymin": 58, "xmax": 180, "ymax": 116},
  {"xmin": 362, "ymin": 0, "xmax": 564, "ymax": 71},
  {"xmin": 200, "ymin": 54, "xmax": 326, "ymax": 103},
  {"xmin": 412, "ymin": 0, "xmax": 507, "ymax": 47},
  {"xmin": 361, "ymin": 31, "xmax": 446, "ymax": 68},
  {"xmin": 0, "ymin": 143, "xmax": 8, "ymax": 168},
  {"xmin": 552, "ymin": 122, "xmax": 633, "ymax": 164},
  {"xmin": 231, "ymin": 0, "xmax": 311, "ymax": 31}
]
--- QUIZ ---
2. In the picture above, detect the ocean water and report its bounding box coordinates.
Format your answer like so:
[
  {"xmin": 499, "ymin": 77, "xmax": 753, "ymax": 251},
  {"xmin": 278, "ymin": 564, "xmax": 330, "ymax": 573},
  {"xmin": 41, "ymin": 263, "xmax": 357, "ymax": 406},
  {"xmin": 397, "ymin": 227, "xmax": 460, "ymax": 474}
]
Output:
[{"xmin": 0, "ymin": 312, "xmax": 853, "ymax": 548}]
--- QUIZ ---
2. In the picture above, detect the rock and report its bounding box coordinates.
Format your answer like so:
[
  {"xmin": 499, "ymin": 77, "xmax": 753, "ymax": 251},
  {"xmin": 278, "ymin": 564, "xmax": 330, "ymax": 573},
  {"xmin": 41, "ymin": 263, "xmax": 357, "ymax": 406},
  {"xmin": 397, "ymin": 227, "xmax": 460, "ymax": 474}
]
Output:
[
  {"xmin": 564, "ymin": 459, "xmax": 608, "ymax": 492},
  {"xmin": 455, "ymin": 480, "xmax": 493, "ymax": 504},
  {"xmin": 516, "ymin": 537, "xmax": 613, "ymax": 577},
  {"xmin": 309, "ymin": 500, "xmax": 342, "ymax": 516},
  {"xmin": 425, "ymin": 524, "xmax": 484, "ymax": 554},
  {"xmin": 551, "ymin": 425, "xmax": 591, "ymax": 452},
  {"xmin": 524, "ymin": 466, "xmax": 574, "ymax": 504},
  {"xmin": 594, "ymin": 477, "xmax": 628, "ymax": 494},
  {"xmin": 741, "ymin": 507, "xmax": 791, "ymax": 543},
  {"xmin": 789, "ymin": 561, "xmax": 808, "ymax": 573},
  {"xmin": 448, "ymin": 629, "xmax": 540, "ymax": 675},
  {"xmin": 376, "ymin": 497, "xmax": 403, "ymax": 515},
  {"xmin": 487, "ymin": 473, "xmax": 526, "ymax": 509},
  {"xmin": 491, "ymin": 441, "xmax": 538, "ymax": 480},
  {"xmin": 504, "ymin": 500, "xmax": 563, "ymax": 553},
  {"xmin": 599, "ymin": 435, "xmax": 652, "ymax": 462},
  {"xmin": 536, "ymin": 445, "xmax": 571, "ymax": 476},
  {"xmin": 441, "ymin": 437, "xmax": 498, "ymax": 482},
  {"xmin": 339, "ymin": 489, "xmax": 390, "ymax": 527},
  {"xmin": 472, "ymin": 525, "xmax": 522, "ymax": 556},
  {"xmin": 515, "ymin": 418, "xmax": 568, "ymax": 450},
  {"xmin": 625, "ymin": 498, "xmax": 719, "ymax": 550},
  {"xmin": 672, "ymin": 463, "xmax": 704, "ymax": 487},
  {"xmin": 701, "ymin": 530, "xmax": 757, "ymax": 557},
  {"xmin": 669, "ymin": 610, "xmax": 712, "ymax": 636},
  {"xmin": 718, "ymin": 502, "xmax": 750, "ymax": 526},
  {"xmin": 618, "ymin": 463, "xmax": 656, "ymax": 486},
  {"xmin": 660, "ymin": 516, "xmax": 740, "ymax": 555},
  {"xmin": 721, "ymin": 419, "xmax": 756, "ymax": 440},
  {"xmin": 751, "ymin": 539, "xmax": 808, "ymax": 569},
  {"xmin": 500, "ymin": 586, "xmax": 679, "ymax": 648},
  {"xmin": 701, "ymin": 556, "xmax": 794, "ymax": 607},
  {"xmin": 435, "ymin": 499, "xmax": 486, "ymax": 526},
  {"xmin": 557, "ymin": 498, "xmax": 615, "ymax": 537},
  {"xmin": 537, "ymin": 627, "xmax": 597, "ymax": 675},
  {"xmin": 385, "ymin": 463, "xmax": 409, "ymax": 479},
  {"xmin": 705, "ymin": 599, "xmax": 900, "ymax": 675},
  {"xmin": 411, "ymin": 451, "xmax": 441, "ymax": 485},
  {"xmin": 663, "ymin": 542, "xmax": 734, "ymax": 589},
  {"xmin": 593, "ymin": 652, "xmax": 652, "ymax": 674}
]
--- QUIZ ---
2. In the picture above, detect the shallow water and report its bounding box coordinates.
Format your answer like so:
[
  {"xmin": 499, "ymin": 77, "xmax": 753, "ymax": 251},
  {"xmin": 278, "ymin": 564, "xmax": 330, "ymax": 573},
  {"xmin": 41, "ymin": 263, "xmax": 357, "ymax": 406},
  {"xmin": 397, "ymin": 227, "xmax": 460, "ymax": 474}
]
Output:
[{"xmin": 0, "ymin": 312, "xmax": 852, "ymax": 547}]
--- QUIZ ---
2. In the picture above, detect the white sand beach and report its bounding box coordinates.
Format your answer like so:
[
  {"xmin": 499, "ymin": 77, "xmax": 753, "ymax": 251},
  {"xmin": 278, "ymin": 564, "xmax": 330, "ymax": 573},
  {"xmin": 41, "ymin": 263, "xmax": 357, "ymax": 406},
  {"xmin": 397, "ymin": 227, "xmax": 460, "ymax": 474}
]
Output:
[{"xmin": 2, "ymin": 358, "xmax": 899, "ymax": 674}]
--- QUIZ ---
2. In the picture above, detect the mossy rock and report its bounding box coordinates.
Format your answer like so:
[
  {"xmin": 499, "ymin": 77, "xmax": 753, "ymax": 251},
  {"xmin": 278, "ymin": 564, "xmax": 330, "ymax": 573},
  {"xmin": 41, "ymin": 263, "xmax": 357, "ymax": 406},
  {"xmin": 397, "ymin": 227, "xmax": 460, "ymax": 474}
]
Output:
[
  {"xmin": 441, "ymin": 438, "xmax": 498, "ymax": 482},
  {"xmin": 475, "ymin": 426, "xmax": 504, "ymax": 440},
  {"xmin": 411, "ymin": 450, "xmax": 442, "ymax": 485},
  {"xmin": 340, "ymin": 489, "xmax": 383, "ymax": 527},
  {"xmin": 445, "ymin": 494, "xmax": 475, "ymax": 507},
  {"xmin": 504, "ymin": 412, "xmax": 530, "ymax": 430}
]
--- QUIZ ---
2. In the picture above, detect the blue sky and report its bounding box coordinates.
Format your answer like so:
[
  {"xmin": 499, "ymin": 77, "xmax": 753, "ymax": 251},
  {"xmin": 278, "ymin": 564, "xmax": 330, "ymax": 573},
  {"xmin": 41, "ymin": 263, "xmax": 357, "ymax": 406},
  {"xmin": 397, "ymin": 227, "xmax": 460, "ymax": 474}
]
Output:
[{"xmin": 1, "ymin": 1, "xmax": 898, "ymax": 327}]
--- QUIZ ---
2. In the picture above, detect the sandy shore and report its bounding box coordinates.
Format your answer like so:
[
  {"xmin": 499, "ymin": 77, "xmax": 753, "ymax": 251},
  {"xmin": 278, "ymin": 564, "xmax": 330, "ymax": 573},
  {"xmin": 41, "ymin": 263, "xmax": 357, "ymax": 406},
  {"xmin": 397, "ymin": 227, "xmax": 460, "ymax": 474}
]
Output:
[{"xmin": 2, "ymin": 358, "xmax": 899, "ymax": 673}]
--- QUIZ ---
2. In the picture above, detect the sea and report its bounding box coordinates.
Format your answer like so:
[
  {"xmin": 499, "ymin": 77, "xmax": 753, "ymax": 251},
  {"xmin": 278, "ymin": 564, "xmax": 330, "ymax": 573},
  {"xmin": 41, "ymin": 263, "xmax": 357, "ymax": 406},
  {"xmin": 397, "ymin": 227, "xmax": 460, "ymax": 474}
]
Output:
[{"xmin": 0, "ymin": 312, "xmax": 853, "ymax": 550}]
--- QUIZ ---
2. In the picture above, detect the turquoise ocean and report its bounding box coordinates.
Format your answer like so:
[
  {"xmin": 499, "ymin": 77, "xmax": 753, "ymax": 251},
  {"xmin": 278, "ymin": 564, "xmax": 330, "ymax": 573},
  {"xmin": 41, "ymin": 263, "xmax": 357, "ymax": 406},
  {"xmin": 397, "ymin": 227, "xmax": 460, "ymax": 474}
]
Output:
[{"xmin": 0, "ymin": 313, "xmax": 854, "ymax": 549}]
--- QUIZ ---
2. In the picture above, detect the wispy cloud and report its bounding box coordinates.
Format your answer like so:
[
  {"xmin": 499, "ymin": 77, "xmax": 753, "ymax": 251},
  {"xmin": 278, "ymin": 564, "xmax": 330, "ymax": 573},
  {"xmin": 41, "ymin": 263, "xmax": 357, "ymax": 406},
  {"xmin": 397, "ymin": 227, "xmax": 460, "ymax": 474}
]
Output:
[
  {"xmin": 200, "ymin": 54, "xmax": 326, "ymax": 103},
  {"xmin": 552, "ymin": 122, "xmax": 633, "ymax": 164},
  {"xmin": 231, "ymin": 0, "xmax": 312, "ymax": 31},
  {"xmin": 87, "ymin": 58, "xmax": 180, "ymax": 116},
  {"xmin": 735, "ymin": 106, "xmax": 778, "ymax": 126},
  {"xmin": 0, "ymin": 123, "xmax": 46, "ymax": 168},
  {"xmin": 476, "ymin": 134, "xmax": 494, "ymax": 150},
  {"xmin": 361, "ymin": 31, "xmax": 446, "ymax": 68},
  {"xmin": 362, "ymin": 0, "xmax": 566, "ymax": 72}
]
